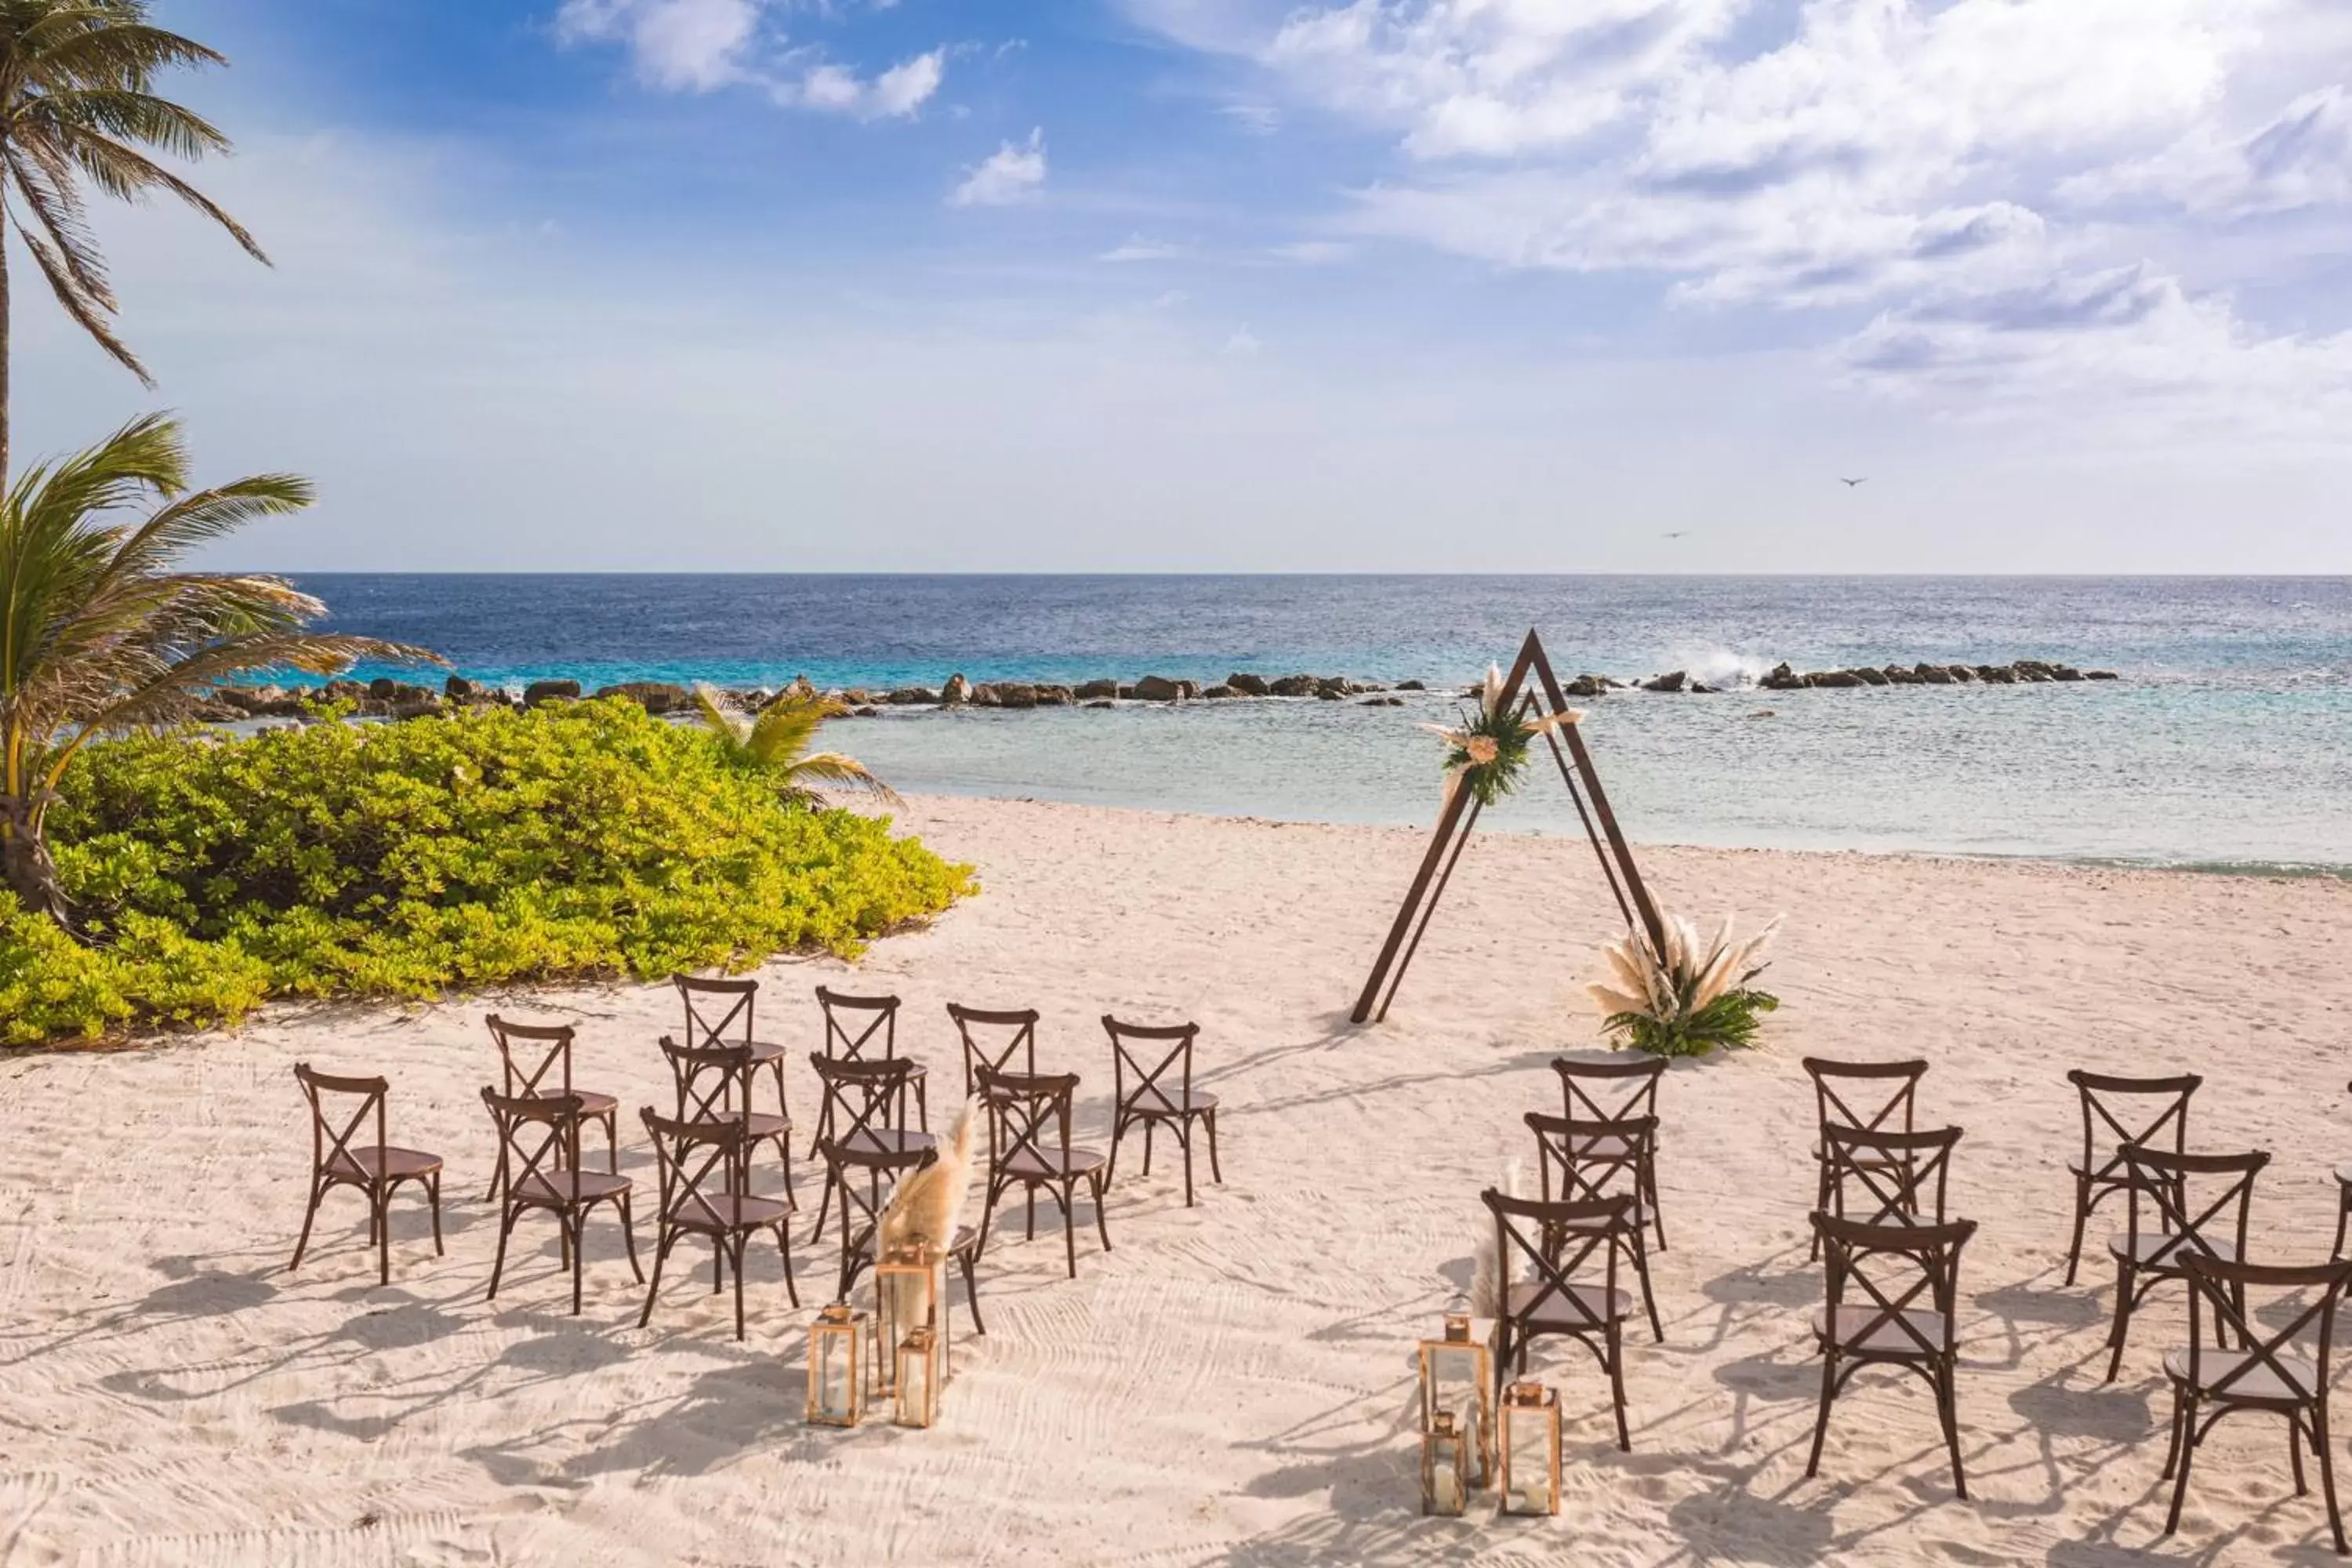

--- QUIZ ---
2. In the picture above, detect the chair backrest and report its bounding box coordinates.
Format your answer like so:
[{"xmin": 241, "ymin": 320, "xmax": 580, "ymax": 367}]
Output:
[
  {"xmin": 1103, "ymin": 1015, "xmax": 1196, "ymax": 1113},
  {"xmin": 809, "ymin": 1052, "xmax": 918, "ymax": 1145},
  {"xmin": 1480, "ymin": 1188, "xmax": 1632, "ymax": 1328},
  {"xmin": 2180, "ymin": 1253, "xmax": 2352, "ymax": 1404},
  {"xmin": 659, "ymin": 1035, "xmax": 757, "ymax": 1125},
  {"xmin": 675, "ymin": 973, "xmax": 759, "ymax": 1049},
  {"xmin": 1523, "ymin": 1111, "xmax": 1655, "ymax": 1207},
  {"xmin": 294, "ymin": 1062, "xmax": 387, "ymax": 1178},
  {"xmin": 1822, "ymin": 1123, "xmax": 1964, "ymax": 1229},
  {"xmin": 486, "ymin": 1014, "xmax": 577, "ymax": 1100},
  {"xmin": 1552, "ymin": 1054, "xmax": 1664, "ymax": 1125},
  {"xmin": 817, "ymin": 986, "xmax": 901, "ymax": 1063},
  {"xmin": 481, "ymin": 1085, "xmax": 583, "ymax": 1196},
  {"xmin": 816, "ymin": 1134, "xmax": 937, "ymax": 1251},
  {"xmin": 1813, "ymin": 1210, "xmax": 1976, "ymax": 1359},
  {"xmin": 640, "ymin": 1105, "xmax": 752, "ymax": 1226},
  {"xmin": 977, "ymin": 1063, "xmax": 1080, "ymax": 1170},
  {"xmin": 1803, "ymin": 1057, "xmax": 1928, "ymax": 1142},
  {"xmin": 948, "ymin": 1003, "xmax": 1038, "ymax": 1098},
  {"xmin": 2119, "ymin": 1145, "xmax": 2269, "ymax": 1271},
  {"xmin": 2067, "ymin": 1069, "xmax": 2199, "ymax": 1185}
]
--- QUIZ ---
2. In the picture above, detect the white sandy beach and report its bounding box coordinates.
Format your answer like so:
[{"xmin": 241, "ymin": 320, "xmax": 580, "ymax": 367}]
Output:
[{"xmin": 3, "ymin": 793, "xmax": 2350, "ymax": 1565}]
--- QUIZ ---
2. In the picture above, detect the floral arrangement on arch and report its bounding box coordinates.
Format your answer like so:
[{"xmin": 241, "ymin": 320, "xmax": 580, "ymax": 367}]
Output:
[{"xmin": 1424, "ymin": 664, "xmax": 1583, "ymax": 808}]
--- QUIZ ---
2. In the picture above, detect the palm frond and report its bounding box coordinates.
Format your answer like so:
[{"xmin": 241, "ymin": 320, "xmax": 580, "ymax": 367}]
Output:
[{"xmin": 789, "ymin": 752, "xmax": 904, "ymax": 807}]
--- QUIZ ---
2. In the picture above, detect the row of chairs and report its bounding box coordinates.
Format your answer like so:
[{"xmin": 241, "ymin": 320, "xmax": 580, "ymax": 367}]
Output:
[{"xmin": 285, "ymin": 976, "xmax": 1228, "ymax": 1343}]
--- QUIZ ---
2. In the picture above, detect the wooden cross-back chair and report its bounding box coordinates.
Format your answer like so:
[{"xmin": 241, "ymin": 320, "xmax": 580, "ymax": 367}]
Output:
[
  {"xmin": 484, "ymin": 1014, "xmax": 619, "ymax": 1199},
  {"xmin": 1482, "ymin": 1189, "xmax": 1639, "ymax": 1451},
  {"xmin": 1807, "ymin": 1211, "xmax": 1978, "ymax": 1497},
  {"xmin": 2161, "ymin": 1253, "xmax": 2352, "ymax": 1552},
  {"xmin": 812, "ymin": 986, "xmax": 927, "ymax": 1155},
  {"xmin": 481, "ymin": 1087, "xmax": 641, "ymax": 1316},
  {"xmin": 673, "ymin": 973, "xmax": 789, "ymax": 1127},
  {"xmin": 1822, "ymin": 1123, "xmax": 1964, "ymax": 1230},
  {"xmin": 1523, "ymin": 1111, "xmax": 1663, "ymax": 1343},
  {"xmin": 288, "ymin": 1063, "xmax": 445, "ymax": 1286},
  {"xmin": 1802, "ymin": 1058, "xmax": 1929, "ymax": 1259},
  {"xmin": 1552, "ymin": 1054, "xmax": 1667, "ymax": 1249},
  {"xmin": 805, "ymin": 1054, "xmax": 935, "ymax": 1247},
  {"xmin": 2064, "ymin": 1069, "xmax": 2200, "ymax": 1286},
  {"xmin": 948, "ymin": 1003, "xmax": 1038, "ymax": 1099},
  {"xmin": 659, "ymin": 1035, "xmax": 792, "ymax": 1195},
  {"xmin": 636, "ymin": 1106, "xmax": 796, "ymax": 1341},
  {"xmin": 2106, "ymin": 1144, "xmax": 2269, "ymax": 1383},
  {"xmin": 1103, "ymin": 1015, "xmax": 1222, "ymax": 1207},
  {"xmin": 818, "ymin": 1135, "xmax": 986, "ymax": 1336},
  {"xmin": 975, "ymin": 1063, "xmax": 1112, "ymax": 1279}
]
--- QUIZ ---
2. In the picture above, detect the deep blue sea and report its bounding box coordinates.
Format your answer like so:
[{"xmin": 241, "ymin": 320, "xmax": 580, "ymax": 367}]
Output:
[{"xmin": 299, "ymin": 575, "xmax": 2352, "ymax": 872}]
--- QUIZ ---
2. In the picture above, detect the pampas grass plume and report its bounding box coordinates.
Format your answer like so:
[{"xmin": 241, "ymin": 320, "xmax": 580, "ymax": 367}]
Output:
[{"xmin": 880, "ymin": 1098, "xmax": 979, "ymax": 1260}]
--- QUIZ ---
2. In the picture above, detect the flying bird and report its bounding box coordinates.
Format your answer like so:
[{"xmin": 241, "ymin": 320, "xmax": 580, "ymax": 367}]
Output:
[
  {"xmin": 1662, "ymin": 530, "xmax": 1690, "ymax": 539},
  {"xmin": 1838, "ymin": 476, "xmax": 1867, "ymax": 488}
]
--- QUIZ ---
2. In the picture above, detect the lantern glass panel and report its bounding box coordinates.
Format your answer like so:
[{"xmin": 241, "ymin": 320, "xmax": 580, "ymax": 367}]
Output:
[
  {"xmin": 1419, "ymin": 1334, "xmax": 1493, "ymax": 1486},
  {"xmin": 1421, "ymin": 1410, "xmax": 1470, "ymax": 1517},
  {"xmin": 807, "ymin": 1305, "xmax": 863, "ymax": 1427},
  {"xmin": 874, "ymin": 1251, "xmax": 945, "ymax": 1396},
  {"xmin": 1500, "ymin": 1384, "xmax": 1562, "ymax": 1517},
  {"xmin": 894, "ymin": 1327, "xmax": 939, "ymax": 1428}
]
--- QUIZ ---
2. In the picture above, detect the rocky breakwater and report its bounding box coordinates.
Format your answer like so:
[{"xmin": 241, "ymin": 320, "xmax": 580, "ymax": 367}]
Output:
[{"xmin": 1753, "ymin": 659, "xmax": 2119, "ymax": 691}]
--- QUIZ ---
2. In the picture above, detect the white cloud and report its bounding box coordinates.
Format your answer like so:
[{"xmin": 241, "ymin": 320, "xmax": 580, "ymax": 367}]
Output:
[
  {"xmin": 951, "ymin": 129, "xmax": 1047, "ymax": 207},
  {"xmin": 2062, "ymin": 85, "xmax": 2352, "ymax": 216},
  {"xmin": 1100, "ymin": 235, "xmax": 1186, "ymax": 262},
  {"xmin": 1223, "ymin": 325, "xmax": 1262, "ymax": 356},
  {"xmin": 557, "ymin": 0, "xmax": 943, "ymax": 118}
]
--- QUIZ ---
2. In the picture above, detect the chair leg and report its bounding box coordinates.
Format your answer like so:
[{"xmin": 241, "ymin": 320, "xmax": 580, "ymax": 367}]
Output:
[
  {"xmin": 1181, "ymin": 1122, "xmax": 1196, "ymax": 1208},
  {"xmin": 376, "ymin": 1189, "xmax": 391, "ymax": 1286},
  {"xmin": 427, "ymin": 1174, "xmax": 445, "ymax": 1256},
  {"xmin": 639, "ymin": 1229, "xmax": 674, "ymax": 1329},
  {"xmin": 1025, "ymin": 1186, "xmax": 1036, "ymax": 1241},
  {"xmin": 2105, "ymin": 1260, "xmax": 2136, "ymax": 1383},
  {"xmin": 571, "ymin": 1213, "xmax": 586, "ymax": 1317},
  {"xmin": 618, "ymin": 1192, "xmax": 644, "ymax": 1283},
  {"xmin": 1142, "ymin": 1121, "xmax": 1155, "ymax": 1176},
  {"xmin": 1645, "ymin": 1156, "xmax": 1667, "ymax": 1253},
  {"xmin": 1629, "ymin": 1236, "xmax": 1664, "ymax": 1345},
  {"xmin": 288, "ymin": 1176, "xmax": 328, "ymax": 1274},
  {"xmin": 1205, "ymin": 1110, "xmax": 1222, "ymax": 1184},
  {"xmin": 713, "ymin": 1238, "xmax": 724, "ymax": 1294},
  {"xmin": 1091, "ymin": 1172, "xmax": 1112, "ymax": 1255},
  {"xmin": 1810, "ymin": 1157, "xmax": 1828, "ymax": 1261},
  {"xmin": 1806, "ymin": 1348, "xmax": 1837, "ymax": 1479},
  {"xmin": 488, "ymin": 1205, "xmax": 517, "ymax": 1301},
  {"xmin": 2063, "ymin": 1173, "xmax": 2092, "ymax": 1286},
  {"xmin": 2165, "ymin": 1392, "xmax": 2200, "ymax": 1536},
  {"xmin": 958, "ymin": 1246, "xmax": 986, "ymax": 1337},
  {"xmin": 2161, "ymin": 1381, "xmax": 2187, "ymax": 1479},
  {"xmin": 604, "ymin": 1111, "xmax": 620, "ymax": 1176},
  {"xmin": 805, "ymin": 1170, "xmax": 837, "ymax": 1248},
  {"xmin": 1607, "ymin": 1324, "xmax": 1631, "ymax": 1453},
  {"xmin": 2292, "ymin": 1411, "xmax": 2312, "ymax": 1497},
  {"xmin": 2336, "ymin": 1186, "xmax": 2352, "ymax": 1263},
  {"xmin": 776, "ymin": 1221, "xmax": 799, "ymax": 1308},
  {"xmin": 2316, "ymin": 1402, "xmax": 2347, "ymax": 1555},
  {"xmin": 1105, "ymin": 1112, "xmax": 1126, "ymax": 1189},
  {"xmin": 731, "ymin": 1234, "xmax": 748, "ymax": 1341},
  {"xmin": 484, "ymin": 1150, "xmax": 506, "ymax": 1203},
  {"xmin": 1063, "ymin": 1181, "xmax": 1079, "ymax": 1279},
  {"xmin": 1939, "ymin": 1360, "xmax": 1967, "ymax": 1500}
]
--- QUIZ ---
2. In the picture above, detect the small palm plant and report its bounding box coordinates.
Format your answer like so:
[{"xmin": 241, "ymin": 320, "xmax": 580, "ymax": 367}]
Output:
[
  {"xmin": 1587, "ymin": 913, "xmax": 1781, "ymax": 1058},
  {"xmin": 0, "ymin": 414, "xmax": 434, "ymax": 922},
  {"xmin": 691, "ymin": 684, "xmax": 902, "ymax": 807}
]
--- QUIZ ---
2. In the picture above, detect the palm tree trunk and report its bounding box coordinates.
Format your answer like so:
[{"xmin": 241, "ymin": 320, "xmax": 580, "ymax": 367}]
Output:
[{"xmin": 0, "ymin": 794, "xmax": 68, "ymax": 924}]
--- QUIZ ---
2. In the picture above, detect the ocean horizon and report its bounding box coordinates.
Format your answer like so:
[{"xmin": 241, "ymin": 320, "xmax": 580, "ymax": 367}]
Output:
[{"xmin": 296, "ymin": 572, "xmax": 2352, "ymax": 874}]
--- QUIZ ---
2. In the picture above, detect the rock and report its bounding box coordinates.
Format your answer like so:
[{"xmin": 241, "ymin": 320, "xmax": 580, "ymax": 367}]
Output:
[
  {"xmin": 941, "ymin": 673, "xmax": 973, "ymax": 706},
  {"xmin": 1034, "ymin": 685, "xmax": 1074, "ymax": 705},
  {"xmin": 852, "ymin": 706, "xmax": 880, "ymax": 717},
  {"xmin": 966, "ymin": 684, "xmax": 1003, "ymax": 707},
  {"xmin": 1203, "ymin": 685, "xmax": 1235, "ymax": 699},
  {"xmin": 1360, "ymin": 695, "xmax": 1406, "ymax": 706},
  {"xmin": 594, "ymin": 681, "xmax": 688, "ymax": 714},
  {"xmin": 1268, "ymin": 674, "xmax": 1321, "ymax": 698},
  {"xmin": 1131, "ymin": 676, "xmax": 1192, "ymax": 702},
  {"xmin": 2052, "ymin": 666, "xmax": 2084, "ymax": 681},
  {"xmin": 1759, "ymin": 662, "xmax": 1807, "ymax": 691},
  {"xmin": 1083, "ymin": 699, "xmax": 1115, "ymax": 710},
  {"xmin": 1316, "ymin": 686, "xmax": 1344, "ymax": 700},
  {"xmin": 2014, "ymin": 664, "xmax": 2053, "ymax": 683},
  {"xmin": 1748, "ymin": 708, "xmax": 1777, "ymax": 719},
  {"xmin": 1807, "ymin": 670, "xmax": 1864, "ymax": 688},
  {"xmin": 992, "ymin": 682, "xmax": 1040, "ymax": 709},
  {"xmin": 390, "ymin": 696, "xmax": 443, "ymax": 720},
  {"xmin": 444, "ymin": 674, "xmax": 475, "ymax": 700},
  {"xmin": 1976, "ymin": 665, "xmax": 2016, "ymax": 684},
  {"xmin": 1850, "ymin": 666, "xmax": 1889, "ymax": 687},
  {"xmin": 1883, "ymin": 666, "xmax": 1921, "ymax": 685},
  {"xmin": 1075, "ymin": 679, "xmax": 1119, "ymax": 700},
  {"xmin": 524, "ymin": 678, "xmax": 582, "ymax": 708},
  {"xmin": 1564, "ymin": 676, "xmax": 1604, "ymax": 698},
  {"xmin": 1642, "ymin": 671, "xmax": 1687, "ymax": 693},
  {"xmin": 885, "ymin": 687, "xmax": 938, "ymax": 705},
  {"xmin": 2085, "ymin": 670, "xmax": 2119, "ymax": 681},
  {"xmin": 841, "ymin": 688, "xmax": 875, "ymax": 706},
  {"xmin": 1225, "ymin": 673, "xmax": 1270, "ymax": 696},
  {"xmin": 1396, "ymin": 680, "xmax": 1426, "ymax": 691},
  {"xmin": 1690, "ymin": 682, "xmax": 1716, "ymax": 695},
  {"xmin": 1915, "ymin": 663, "xmax": 1952, "ymax": 685},
  {"xmin": 1316, "ymin": 677, "xmax": 1353, "ymax": 699},
  {"xmin": 1945, "ymin": 665, "xmax": 1976, "ymax": 683},
  {"xmin": 364, "ymin": 677, "xmax": 396, "ymax": 701},
  {"xmin": 1116, "ymin": 685, "xmax": 1136, "ymax": 700}
]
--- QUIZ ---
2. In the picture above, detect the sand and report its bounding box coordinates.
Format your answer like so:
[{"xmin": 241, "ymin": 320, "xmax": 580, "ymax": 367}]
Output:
[{"xmin": 3, "ymin": 794, "xmax": 2350, "ymax": 1565}]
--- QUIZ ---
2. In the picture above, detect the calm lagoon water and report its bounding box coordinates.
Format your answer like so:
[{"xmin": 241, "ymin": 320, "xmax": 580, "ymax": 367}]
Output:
[{"xmin": 299, "ymin": 575, "xmax": 2352, "ymax": 872}]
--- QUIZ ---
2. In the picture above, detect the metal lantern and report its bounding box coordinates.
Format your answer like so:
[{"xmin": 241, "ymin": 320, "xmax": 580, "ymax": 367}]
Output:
[
  {"xmin": 1500, "ymin": 1381, "xmax": 1562, "ymax": 1517},
  {"xmin": 807, "ymin": 1302, "xmax": 864, "ymax": 1427},
  {"xmin": 1421, "ymin": 1408, "xmax": 1472, "ymax": 1517},
  {"xmin": 1418, "ymin": 1311, "xmax": 1494, "ymax": 1487},
  {"xmin": 893, "ymin": 1326, "xmax": 941, "ymax": 1428},
  {"xmin": 873, "ymin": 1247, "xmax": 947, "ymax": 1396}
]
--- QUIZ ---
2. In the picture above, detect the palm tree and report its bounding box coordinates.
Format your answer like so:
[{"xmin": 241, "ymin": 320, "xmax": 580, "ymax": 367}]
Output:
[
  {"xmin": 691, "ymin": 684, "xmax": 902, "ymax": 807},
  {"xmin": 0, "ymin": 413, "xmax": 433, "ymax": 921},
  {"xmin": 0, "ymin": 0, "xmax": 267, "ymax": 485}
]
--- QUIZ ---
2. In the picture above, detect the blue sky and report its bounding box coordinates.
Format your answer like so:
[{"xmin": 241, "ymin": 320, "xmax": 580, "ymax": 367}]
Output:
[{"xmin": 14, "ymin": 0, "xmax": 2352, "ymax": 570}]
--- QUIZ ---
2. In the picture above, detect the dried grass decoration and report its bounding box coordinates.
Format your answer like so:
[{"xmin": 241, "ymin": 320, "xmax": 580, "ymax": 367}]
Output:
[
  {"xmin": 1424, "ymin": 663, "xmax": 1581, "ymax": 808},
  {"xmin": 1588, "ymin": 912, "xmax": 1782, "ymax": 1059},
  {"xmin": 879, "ymin": 1098, "xmax": 979, "ymax": 1261}
]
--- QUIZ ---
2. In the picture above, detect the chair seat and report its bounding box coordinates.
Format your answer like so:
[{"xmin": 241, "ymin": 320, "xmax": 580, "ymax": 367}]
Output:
[
  {"xmin": 840, "ymin": 1127, "xmax": 937, "ymax": 1157},
  {"xmin": 1130, "ymin": 1087, "xmax": 1217, "ymax": 1117},
  {"xmin": 1814, "ymin": 1305, "xmax": 1949, "ymax": 1357},
  {"xmin": 2334, "ymin": 1161, "xmax": 2352, "ymax": 1188},
  {"xmin": 2164, "ymin": 1348, "xmax": 2319, "ymax": 1402},
  {"xmin": 738, "ymin": 1109, "xmax": 790, "ymax": 1140},
  {"xmin": 326, "ymin": 1146, "xmax": 442, "ymax": 1181},
  {"xmin": 514, "ymin": 1170, "xmax": 632, "ymax": 1205},
  {"xmin": 741, "ymin": 1040, "xmax": 789, "ymax": 1065},
  {"xmin": 522, "ymin": 1087, "xmax": 619, "ymax": 1117},
  {"xmin": 670, "ymin": 1192, "xmax": 791, "ymax": 1232},
  {"xmin": 1505, "ymin": 1278, "xmax": 1632, "ymax": 1330},
  {"xmin": 1004, "ymin": 1145, "xmax": 1108, "ymax": 1179},
  {"xmin": 2107, "ymin": 1232, "xmax": 2235, "ymax": 1269}
]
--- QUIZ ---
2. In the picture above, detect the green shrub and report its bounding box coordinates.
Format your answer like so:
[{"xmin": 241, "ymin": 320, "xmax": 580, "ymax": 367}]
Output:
[{"xmin": 8, "ymin": 699, "xmax": 972, "ymax": 1045}]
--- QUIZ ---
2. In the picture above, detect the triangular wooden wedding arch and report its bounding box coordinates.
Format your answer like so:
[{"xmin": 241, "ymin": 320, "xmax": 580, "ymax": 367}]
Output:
[{"xmin": 1352, "ymin": 629, "xmax": 1668, "ymax": 1024}]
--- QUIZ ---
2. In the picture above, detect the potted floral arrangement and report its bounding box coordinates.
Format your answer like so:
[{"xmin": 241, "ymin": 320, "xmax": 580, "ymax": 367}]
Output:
[
  {"xmin": 1425, "ymin": 664, "xmax": 1580, "ymax": 807},
  {"xmin": 1587, "ymin": 913, "xmax": 1781, "ymax": 1058}
]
